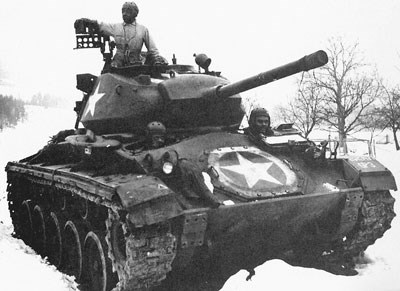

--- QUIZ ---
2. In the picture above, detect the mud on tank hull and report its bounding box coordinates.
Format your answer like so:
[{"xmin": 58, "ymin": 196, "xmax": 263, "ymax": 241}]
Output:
[{"xmin": 5, "ymin": 131, "xmax": 397, "ymax": 291}]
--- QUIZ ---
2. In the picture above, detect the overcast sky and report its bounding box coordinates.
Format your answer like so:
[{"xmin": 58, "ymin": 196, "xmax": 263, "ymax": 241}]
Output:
[{"xmin": 0, "ymin": 0, "xmax": 399, "ymax": 111}]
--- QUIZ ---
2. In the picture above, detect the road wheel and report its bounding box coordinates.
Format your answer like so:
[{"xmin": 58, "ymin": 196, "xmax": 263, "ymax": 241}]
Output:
[
  {"xmin": 32, "ymin": 205, "xmax": 46, "ymax": 255},
  {"xmin": 46, "ymin": 212, "xmax": 62, "ymax": 267},
  {"xmin": 84, "ymin": 231, "xmax": 115, "ymax": 291},
  {"xmin": 19, "ymin": 200, "xmax": 33, "ymax": 245},
  {"xmin": 62, "ymin": 220, "xmax": 83, "ymax": 280}
]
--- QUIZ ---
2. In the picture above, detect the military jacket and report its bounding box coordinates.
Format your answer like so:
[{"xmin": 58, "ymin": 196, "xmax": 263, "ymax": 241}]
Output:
[{"xmin": 99, "ymin": 21, "xmax": 160, "ymax": 67}]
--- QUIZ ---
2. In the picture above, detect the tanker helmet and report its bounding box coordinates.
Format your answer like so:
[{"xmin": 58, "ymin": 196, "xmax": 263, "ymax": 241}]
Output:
[
  {"xmin": 122, "ymin": 2, "xmax": 139, "ymax": 23},
  {"xmin": 248, "ymin": 108, "xmax": 271, "ymax": 135},
  {"xmin": 145, "ymin": 121, "xmax": 166, "ymax": 149}
]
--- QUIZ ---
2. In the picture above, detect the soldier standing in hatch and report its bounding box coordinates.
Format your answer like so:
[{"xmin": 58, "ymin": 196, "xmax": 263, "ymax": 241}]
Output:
[
  {"xmin": 244, "ymin": 107, "xmax": 274, "ymax": 139},
  {"xmin": 75, "ymin": 1, "xmax": 166, "ymax": 67},
  {"xmin": 144, "ymin": 121, "xmax": 167, "ymax": 150},
  {"xmin": 128, "ymin": 121, "xmax": 168, "ymax": 153}
]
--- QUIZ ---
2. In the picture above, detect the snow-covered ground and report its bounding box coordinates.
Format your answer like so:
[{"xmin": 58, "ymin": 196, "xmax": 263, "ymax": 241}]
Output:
[
  {"xmin": 0, "ymin": 106, "xmax": 399, "ymax": 291},
  {"xmin": 0, "ymin": 106, "xmax": 78, "ymax": 291}
]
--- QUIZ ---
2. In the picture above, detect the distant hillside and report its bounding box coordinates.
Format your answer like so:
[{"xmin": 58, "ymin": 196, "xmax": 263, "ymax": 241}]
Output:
[
  {"xmin": 0, "ymin": 94, "xmax": 26, "ymax": 130},
  {"xmin": 26, "ymin": 92, "xmax": 72, "ymax": 109}
]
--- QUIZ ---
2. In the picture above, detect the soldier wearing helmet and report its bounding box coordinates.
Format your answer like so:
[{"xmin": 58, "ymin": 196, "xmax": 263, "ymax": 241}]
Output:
[
  {"xmin": 244, "ymin": 108, "xmax": 274, "ymax": 138},
  {"xmin": 145, "ymin": 121, "xmax": 167, "ymax": 149},
  {"xmin": 124, "ymin": 121, "xmax": 167, "ymax": 153},
  {"xmin": 75, "ymin": 2, "xmax": 166, "ymax": 67}
]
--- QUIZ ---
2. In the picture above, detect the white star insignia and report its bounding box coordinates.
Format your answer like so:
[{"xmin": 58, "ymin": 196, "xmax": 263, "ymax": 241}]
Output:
[
  {"xmin": 220, "ymin": 152, "xmax": 283, "ymax": 188},
  {"xmin": 83, "ymin": 82, "xmax": 105, "ymax": 118}
]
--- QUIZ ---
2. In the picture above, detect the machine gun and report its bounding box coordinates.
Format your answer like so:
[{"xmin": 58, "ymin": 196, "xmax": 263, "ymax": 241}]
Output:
[{"xmin": 74, "ymin": 19, "xmax": 115, "ymax": 72}]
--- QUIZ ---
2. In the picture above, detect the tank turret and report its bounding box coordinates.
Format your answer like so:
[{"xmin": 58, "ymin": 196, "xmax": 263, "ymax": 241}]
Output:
[{"xmin": 74, "ymin": 24, "xmax": 327, "ymax": 134}]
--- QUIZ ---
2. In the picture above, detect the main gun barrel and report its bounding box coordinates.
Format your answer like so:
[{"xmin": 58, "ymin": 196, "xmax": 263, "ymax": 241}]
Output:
[{"xmin": 215, "ymin": 50, "xmax": 328, "ymax": 98}]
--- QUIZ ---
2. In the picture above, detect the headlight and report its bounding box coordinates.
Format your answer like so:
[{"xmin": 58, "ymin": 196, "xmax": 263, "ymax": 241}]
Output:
[{"xmin": 162, "ymin": 162, "xmax": 174, "ymax": 174}]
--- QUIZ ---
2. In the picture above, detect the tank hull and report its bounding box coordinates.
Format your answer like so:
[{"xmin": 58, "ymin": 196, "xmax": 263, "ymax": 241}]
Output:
[{"xmin": 6, "ymin": 156, "xmax": 395, "ymax": 290}]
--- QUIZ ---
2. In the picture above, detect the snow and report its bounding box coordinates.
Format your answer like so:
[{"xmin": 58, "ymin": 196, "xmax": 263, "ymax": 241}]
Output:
[
  {"xmin": 0, "ymin": 106, "xmax": 77, "ymax": 291},
  {"xmin": 0, "ymin": 106, "xmax": 399, "ymax": 291},
  {"xmin": 0, "ymin": 223, "xmax": 77, "ymax": 291}
]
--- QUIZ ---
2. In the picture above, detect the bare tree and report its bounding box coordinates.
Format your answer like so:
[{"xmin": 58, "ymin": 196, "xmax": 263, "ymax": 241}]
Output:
[
  {"xmin": 275, "ymin": 75, "xmax": 325, "ymax": 138},
  {"xmin": 359, "ymin": 106, "xmax": 387, "ymax": 144},
  {"xmin": 306, "ymin": 37, "xmax": 382, "ymax": 151},
  {"xmin": 373, "ymin": 86, "xmax": 400, "ymax": 150}
]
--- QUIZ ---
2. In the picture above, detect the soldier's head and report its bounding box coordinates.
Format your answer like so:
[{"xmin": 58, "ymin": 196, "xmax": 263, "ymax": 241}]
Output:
[
  {"xmin": 248, "ymin": 108, "xmax": 271, "ymax": 135},
  {"xmin": 122, "ymin": 2, "xmax": 139, "ymax": 24},
  {"xmin": 145, "ymin": 121, "xmax": 166, "ymax": 149}
]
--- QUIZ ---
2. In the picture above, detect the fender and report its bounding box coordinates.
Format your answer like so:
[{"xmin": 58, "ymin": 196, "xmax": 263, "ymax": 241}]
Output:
[
  {"xmin": 116, "ymin": 175, "xmax": 184, "ymax": 226},
  {"xmin": 343, "ymin": 156, "xmax": 397, "ymax": 191}
]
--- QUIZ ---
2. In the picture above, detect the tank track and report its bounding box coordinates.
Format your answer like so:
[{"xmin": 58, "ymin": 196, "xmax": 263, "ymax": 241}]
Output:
[
  {"xmin": 6, "ymin": 171, "xmax": 176, "ymax": 291},
  {"xmin": 337, "ymin": 190, "xmax": 396, "ymax": 264},
  {"xmin": 289, "ymin": 190, "xmax": 396, "ymax": 275},
  {"xmin": 106, "ymin": 210, "xmax": 177, "ymax": 291}
]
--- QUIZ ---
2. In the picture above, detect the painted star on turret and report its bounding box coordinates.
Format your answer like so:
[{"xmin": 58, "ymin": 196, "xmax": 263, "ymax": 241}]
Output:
[
  {"xmin": 220, "ymin": 152, "xmax": 283, "ymax": 188},
  {"xmin": 82, "ymin": 82, "xmax": 105, "ymax": 118}
]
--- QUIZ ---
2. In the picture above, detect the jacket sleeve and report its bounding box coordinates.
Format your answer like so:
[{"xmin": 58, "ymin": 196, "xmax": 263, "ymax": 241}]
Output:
[
  {"xmin": 99, "ymin": 22, "xmax": 117, "ymax": 37},
  {"xmin": 143, "ymin": 27, "xmax": 160, "ymax": 57}
]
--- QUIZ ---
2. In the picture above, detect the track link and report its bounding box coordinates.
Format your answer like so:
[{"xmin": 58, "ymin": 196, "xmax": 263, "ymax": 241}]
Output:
[
  {"xmin": 106, "ymin": 210, "xmax": 177, "ymax": 291},
  {"xmin": 7, "ymin": 174, "xmax": 118, "ymax": 290},
  {"xmin": 340, "ymin": 190, "xmax": 396, "ymax": 259},
  {"xmin": 8, "ymin": 168, "xmax": 178, "ymax": 291},
  {"xmin": 284, "ymin": 190, "xmax": 396, "ymax": 275}
]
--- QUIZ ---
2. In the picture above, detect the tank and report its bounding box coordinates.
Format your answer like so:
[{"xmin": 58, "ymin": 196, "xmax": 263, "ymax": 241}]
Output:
[{"xmin": 5, "ymin": 21, "xmax": 397, "ymax": 291}]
